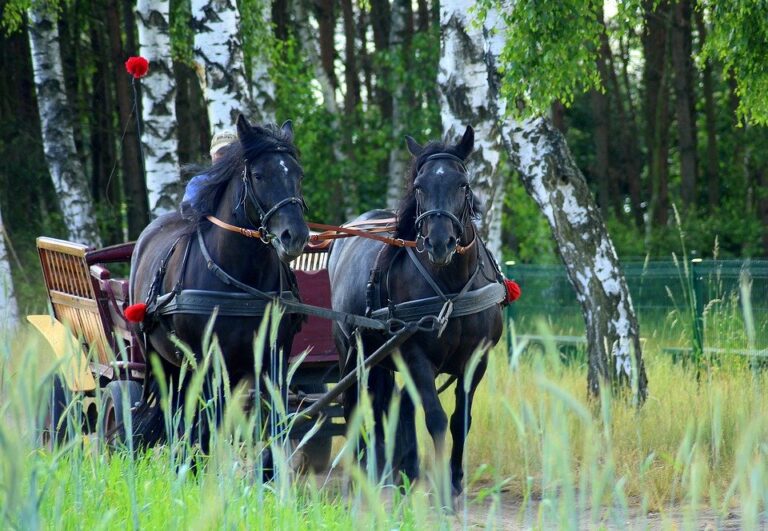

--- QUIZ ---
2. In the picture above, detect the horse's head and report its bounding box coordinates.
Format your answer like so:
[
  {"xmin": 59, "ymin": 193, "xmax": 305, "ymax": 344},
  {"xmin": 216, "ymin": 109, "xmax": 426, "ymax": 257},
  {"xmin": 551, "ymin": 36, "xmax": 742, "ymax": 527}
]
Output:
[
  {"xmin": 236, "ymin": 115, "xmax": 310, "ymax": 262},
  {"xmin": 405, "ymin": 125, "xmax": 476, "ymax": 266}
]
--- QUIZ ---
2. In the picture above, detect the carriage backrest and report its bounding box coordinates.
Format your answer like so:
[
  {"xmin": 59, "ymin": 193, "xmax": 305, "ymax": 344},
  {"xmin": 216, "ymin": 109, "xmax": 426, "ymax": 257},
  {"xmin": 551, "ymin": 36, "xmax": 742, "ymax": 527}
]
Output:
[
  {"xmin": 36, "ymin": 237, "xmax": 114, "ymax": 366},
  {"xmin": 290, "ymin": 247, "xmax": 329, "ymax": 272},
  {"xmin": 289, "ymin": 248, "xmax": 337, "ymax": 365}
]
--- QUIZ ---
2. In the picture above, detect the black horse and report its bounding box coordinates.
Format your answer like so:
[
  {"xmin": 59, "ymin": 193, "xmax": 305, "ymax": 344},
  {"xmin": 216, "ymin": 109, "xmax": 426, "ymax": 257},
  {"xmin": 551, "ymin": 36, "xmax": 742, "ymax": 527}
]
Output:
[
  {"xmin": 328, "ymin": 126, "xmax": 504, "ymax": 497},
  {"xmin": 130, "ymin": 115, "xmax": 309, "ymax": 447}
]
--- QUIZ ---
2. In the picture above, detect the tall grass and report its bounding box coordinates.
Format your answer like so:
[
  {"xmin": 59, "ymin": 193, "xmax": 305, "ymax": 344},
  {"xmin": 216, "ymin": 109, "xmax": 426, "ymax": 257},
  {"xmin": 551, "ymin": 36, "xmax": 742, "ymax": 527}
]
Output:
[{"xmin": 1, "ymin": 308, "xmax": 767, "ymax": 528}]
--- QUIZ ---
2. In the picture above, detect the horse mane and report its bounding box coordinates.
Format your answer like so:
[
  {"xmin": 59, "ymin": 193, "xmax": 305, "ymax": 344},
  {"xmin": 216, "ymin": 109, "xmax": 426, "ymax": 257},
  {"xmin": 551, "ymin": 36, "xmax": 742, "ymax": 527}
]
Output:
[{"xmin": 182, "ymin": 124, "xmax": 299, "ymax": 222}]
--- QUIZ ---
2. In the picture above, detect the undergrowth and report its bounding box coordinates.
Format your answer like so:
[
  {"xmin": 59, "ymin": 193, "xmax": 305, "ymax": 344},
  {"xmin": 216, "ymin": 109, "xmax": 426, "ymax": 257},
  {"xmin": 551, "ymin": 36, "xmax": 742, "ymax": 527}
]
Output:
[{"xmin": 1, "ymin": 309, "xmax": 767, "ymax": 529}]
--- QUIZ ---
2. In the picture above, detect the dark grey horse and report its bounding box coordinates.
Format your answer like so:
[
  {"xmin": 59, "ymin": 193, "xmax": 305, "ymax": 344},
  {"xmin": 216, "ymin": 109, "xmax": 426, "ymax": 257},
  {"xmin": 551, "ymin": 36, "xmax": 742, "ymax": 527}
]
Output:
[
  {"xmin": 328, "ymin": 126, "xmax": 504, "ymax": 497},
  {"xmin": 130, "ymin": 115, "xmax": 309, "ymax": 448}
]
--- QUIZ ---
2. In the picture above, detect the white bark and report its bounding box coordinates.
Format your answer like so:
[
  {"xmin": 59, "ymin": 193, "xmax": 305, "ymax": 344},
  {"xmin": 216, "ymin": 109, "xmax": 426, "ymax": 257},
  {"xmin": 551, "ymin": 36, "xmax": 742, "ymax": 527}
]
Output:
[
  {"xmin": 0, "ymin": 209, "xmax": 18, "ymax": 330},
  {"xmin": 438, "ymin": 0, "xmax": 505, "ymax": 259},
  {"xmin": 249, "ymin": 0, "xmax": 276, "ymax": 122},
  {"xmin": 137, "ymin": 0, "xmax": 180, "ymax": 216},
  {"xmin": 192, "ymin": 0, "xmax": 272, "ymax": 128},
  {"xmin": 27, "ymin": 6, "xmax": 101, "ymax": 247},
  {"xmin": 486, "ymin": 7, "xmax": 646, "ymax": 398}
]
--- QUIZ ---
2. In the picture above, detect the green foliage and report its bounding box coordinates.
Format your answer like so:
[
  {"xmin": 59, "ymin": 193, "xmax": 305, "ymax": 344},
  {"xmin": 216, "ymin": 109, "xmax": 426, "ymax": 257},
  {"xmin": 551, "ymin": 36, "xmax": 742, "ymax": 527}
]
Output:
[
  {"xmin": 238, "ymin": 0, "xmax": 273, "ymax": 82},
  {"xmin": 0, "ymin": 0, "xmax": 32, "ymax": 33},
  {"xmin": 502, "ymin": 163, "xmax": 555, "ymax": 263},
  {"xmin": 475, "ymin": 0, "xmax": 604, "ymax": 117},
  {"xmin": 268, "ymin": 22, "xmax": 441, "ymax": 224},
  {"xmin": 700, "ymin": 0, "xmax": 768, "ymax": 126},
  {"xmin": 169, "ymin": 0, "xmax": 194, "ymax": 64}
]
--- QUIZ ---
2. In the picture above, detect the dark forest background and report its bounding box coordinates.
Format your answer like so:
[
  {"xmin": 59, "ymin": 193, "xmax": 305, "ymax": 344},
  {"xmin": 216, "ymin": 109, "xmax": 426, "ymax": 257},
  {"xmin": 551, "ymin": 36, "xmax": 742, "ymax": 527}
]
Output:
[{"xmin": 1, "ymin": 0, "xmax": 766, "ymax": 310}]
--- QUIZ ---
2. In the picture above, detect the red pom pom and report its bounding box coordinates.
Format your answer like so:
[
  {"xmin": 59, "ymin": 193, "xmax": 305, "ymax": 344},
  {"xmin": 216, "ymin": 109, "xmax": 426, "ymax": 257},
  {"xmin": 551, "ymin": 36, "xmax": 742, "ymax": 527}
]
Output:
[
  {"xmin": 124, "ymin": 303, "xmax": 147, "ymax": 323},
  {"xmin": 504, "ymin": 279, "xmax": 521, "ymax": 303},
  {"xmin": 125, "ymin": 56, "xmax": 149, "ymax": 79}
]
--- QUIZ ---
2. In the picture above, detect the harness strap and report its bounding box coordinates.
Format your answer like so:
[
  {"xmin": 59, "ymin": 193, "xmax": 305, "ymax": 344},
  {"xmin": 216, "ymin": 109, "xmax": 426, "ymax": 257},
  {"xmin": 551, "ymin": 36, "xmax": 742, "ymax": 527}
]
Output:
[
  {"xmin": 307, "ymin": 221, "xmax": 416, "ymax": 249},
  {"xmin": 207, "ymin": 215, "xmax": 263, "ymax": 239},
  {"xmin": 196, "ymin": 227, "xmax": 389, "ymax": 332},
  {"xmin": 306, "ymin": 220, "xmax": 474, "ymax": 254},
  {"xmin": 405, "ymin": 246, "xmax": 449, "ymax": 301}
]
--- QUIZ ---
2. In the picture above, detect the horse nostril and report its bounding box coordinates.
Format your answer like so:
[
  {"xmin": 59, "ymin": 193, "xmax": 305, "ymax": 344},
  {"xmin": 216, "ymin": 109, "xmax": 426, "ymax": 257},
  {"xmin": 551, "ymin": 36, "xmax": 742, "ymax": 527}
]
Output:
[
  {"xmin": 423, "ymin": 237, "xmax": 432, "ymax": 250},
  {"xmin": 447, "ymin": 236, "xmax": 457, "ymax": 250},
  {"xmin": 280, "ymin": 229, "xmax": 292, "ymax": 245}
]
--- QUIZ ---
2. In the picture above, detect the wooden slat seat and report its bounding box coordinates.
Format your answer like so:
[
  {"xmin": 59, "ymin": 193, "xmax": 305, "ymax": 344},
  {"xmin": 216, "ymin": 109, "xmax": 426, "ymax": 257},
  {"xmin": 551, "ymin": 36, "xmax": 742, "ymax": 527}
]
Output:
[
  {"xmin": 291, "ymin": 247, "xmax": 329, "ymax": 272},
  {"xmin": 37, "ymin": 237, "xmax": 114, "ymax": 366}
]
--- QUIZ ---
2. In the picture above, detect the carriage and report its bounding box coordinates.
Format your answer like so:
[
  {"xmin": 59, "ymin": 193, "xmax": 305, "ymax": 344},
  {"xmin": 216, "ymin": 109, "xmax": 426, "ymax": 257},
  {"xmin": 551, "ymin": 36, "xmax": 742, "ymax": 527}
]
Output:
[{"xmin": 27, "ymin": 235, "xmax": 350, "ymax": 467}]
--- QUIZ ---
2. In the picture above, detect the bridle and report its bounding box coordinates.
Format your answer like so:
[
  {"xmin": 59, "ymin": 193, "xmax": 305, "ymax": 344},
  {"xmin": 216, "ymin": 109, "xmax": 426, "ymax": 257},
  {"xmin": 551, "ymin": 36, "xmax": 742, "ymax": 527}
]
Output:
[
  {"xmin": 210, "ymin": 149, "xmax": 307, "ymax": 243},
  {"xmin": 413, "ymin": 152, "xmax": 476, "ymax": 251}
]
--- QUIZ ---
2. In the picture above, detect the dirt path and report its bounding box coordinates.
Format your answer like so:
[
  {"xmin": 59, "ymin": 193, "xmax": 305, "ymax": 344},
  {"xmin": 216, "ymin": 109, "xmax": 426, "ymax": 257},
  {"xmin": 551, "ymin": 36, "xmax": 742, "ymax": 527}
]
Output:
[{"xmin": 455, "ymin": 488, "xmax": 750, "ymax": 529}]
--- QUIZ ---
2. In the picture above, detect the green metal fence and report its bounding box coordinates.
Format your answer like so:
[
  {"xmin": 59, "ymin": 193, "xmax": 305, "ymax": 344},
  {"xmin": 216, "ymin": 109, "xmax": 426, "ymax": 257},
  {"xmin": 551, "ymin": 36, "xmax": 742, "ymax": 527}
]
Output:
[{"xmin": 505, "ymin": 259, "xmax": 768, "ymax": 357}]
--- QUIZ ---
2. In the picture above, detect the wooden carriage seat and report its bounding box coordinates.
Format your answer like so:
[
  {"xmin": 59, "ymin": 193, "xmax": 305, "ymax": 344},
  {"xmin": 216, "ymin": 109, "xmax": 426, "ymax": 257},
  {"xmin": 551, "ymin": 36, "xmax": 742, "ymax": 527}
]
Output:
[{"xmin": 36, "ymin": 237, "xmax": 114, "ymax": 366}]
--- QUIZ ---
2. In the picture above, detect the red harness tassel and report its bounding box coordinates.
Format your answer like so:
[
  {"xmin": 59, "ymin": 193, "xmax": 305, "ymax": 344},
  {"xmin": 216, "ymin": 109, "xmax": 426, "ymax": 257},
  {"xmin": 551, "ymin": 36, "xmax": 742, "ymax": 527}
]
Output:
[
  {"xmin": 504, "ymin": 279, "xmax": 521, "ymax": 303},
  {"xmin": 124, "ymin": 302, "xmax": 147, "ymax": 323}
]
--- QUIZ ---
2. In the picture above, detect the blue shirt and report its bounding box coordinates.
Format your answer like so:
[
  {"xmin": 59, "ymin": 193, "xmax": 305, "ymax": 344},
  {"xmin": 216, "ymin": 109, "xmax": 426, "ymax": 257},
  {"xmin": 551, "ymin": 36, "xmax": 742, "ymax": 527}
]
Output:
[{"xmin": 182, "ymin": 172, "xmax": 211, "ymax": 204}]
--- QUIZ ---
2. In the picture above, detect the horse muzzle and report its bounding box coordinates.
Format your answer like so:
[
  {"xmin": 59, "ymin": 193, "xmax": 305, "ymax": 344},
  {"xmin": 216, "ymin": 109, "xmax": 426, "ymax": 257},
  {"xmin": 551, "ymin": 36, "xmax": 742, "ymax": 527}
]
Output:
[
  {"xmin": 423, "ymin": 234, "xmax": 457, "ymax": 266},
  {"xmin": 271, "ymin": 223, "xmax": 309, "ymax": 262}
]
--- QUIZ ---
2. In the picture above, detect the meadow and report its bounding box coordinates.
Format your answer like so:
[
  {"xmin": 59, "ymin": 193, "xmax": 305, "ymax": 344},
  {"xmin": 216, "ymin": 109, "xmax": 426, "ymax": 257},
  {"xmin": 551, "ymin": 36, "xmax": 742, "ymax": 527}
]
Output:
[{"xmin": 1, "ymin": 312, "xmax": 767, "ymax": 530}]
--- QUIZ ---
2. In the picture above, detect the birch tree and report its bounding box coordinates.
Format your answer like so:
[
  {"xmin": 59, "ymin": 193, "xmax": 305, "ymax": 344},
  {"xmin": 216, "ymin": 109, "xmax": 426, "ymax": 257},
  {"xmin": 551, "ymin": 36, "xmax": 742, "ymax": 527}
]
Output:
[
  {"xmin": 27, "ymin": 4, "xmax": 101, "ymax": 247},
  {"xmin": 0, "ymin": 208, "xmax": 18, "ymax": 330},
  {"xmin": 445, "ymin": 0, "xmax": 647, "ymax": 399},
  {"xmin": 137, "ymin": 0, "xmax": 180, "ymax": 216},
  {"xmin": 386, "ymin": 0, "xmax": 412, "ymax": 209},
  {"xmin": 192, "ymin": 0, "xmax": 273, "ymax": 130},
  {"xmin": 438, "ymin": 1, "xmax": 505, "ymax": 259}
]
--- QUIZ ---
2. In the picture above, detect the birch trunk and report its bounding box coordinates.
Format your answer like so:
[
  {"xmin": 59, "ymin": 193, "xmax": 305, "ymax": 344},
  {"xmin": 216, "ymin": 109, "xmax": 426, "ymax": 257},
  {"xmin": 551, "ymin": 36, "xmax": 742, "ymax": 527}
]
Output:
[
  {"xmin": 446, "ymin": 2, "xmax": 648, "ymax": 399},
  {"xmin": 501, "ymin": 118, "xmax": 648, "ymax": 399},
  {"xmin": 386, "ymin": 0, "xmax": 411, "ymax": 209},
  {"xmin": 136, "ymin": 0, "xmax": 180, "ymax": 216},
  {"xmin": 192, "ymin": 0, "xmax": 272, "ymax": 129},
  {"xmin": 0, "ymin": 209, "xmax": 18, "ymax": 330},
  {"xmin": 27, "ymin": 6, "xmax": 101, "ymax": 247},
  {"xmin": 248, "ymin": 0, "xmax": 276, "ymax": 123},
  {"xmin": 438, "ymin": 1, "xmax": 505, "ymax": 259}
]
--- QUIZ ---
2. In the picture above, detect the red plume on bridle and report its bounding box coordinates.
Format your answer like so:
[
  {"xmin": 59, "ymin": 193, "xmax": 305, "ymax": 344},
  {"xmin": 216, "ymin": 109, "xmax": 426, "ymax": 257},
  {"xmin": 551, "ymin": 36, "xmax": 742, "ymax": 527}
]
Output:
[{"xmin": 125, "ymin": 56, "xmax": 149, "ymax": 79}]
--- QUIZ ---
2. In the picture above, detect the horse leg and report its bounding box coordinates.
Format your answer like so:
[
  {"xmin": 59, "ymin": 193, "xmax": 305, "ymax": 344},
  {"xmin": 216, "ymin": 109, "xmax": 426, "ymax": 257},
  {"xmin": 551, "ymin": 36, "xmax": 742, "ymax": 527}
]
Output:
[
  {"xmin": 368, "ymin": 365, "xmax": 395, "ymax": 478},
  {"xmin": 408, "ymin": 353, "xmax": 450, "ymax": 505},
  {"xmin": 394, "ymin": 389, "xmax": 419, "ymax": 484},
  {"xmin": 449, "ymin": 358, "xmax": 487, "ymax": 496}
]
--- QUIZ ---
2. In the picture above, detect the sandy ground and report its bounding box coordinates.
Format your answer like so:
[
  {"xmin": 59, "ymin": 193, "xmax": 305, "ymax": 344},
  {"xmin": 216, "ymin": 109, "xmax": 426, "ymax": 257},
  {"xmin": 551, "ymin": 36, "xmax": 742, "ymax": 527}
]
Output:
[
  {"xmin": 309, "ymin": 468, "xmax": 762, "ymax": 530},
  {"xmin": 452, "ymin": 488, "xmax": 752, "ymax": 530}
]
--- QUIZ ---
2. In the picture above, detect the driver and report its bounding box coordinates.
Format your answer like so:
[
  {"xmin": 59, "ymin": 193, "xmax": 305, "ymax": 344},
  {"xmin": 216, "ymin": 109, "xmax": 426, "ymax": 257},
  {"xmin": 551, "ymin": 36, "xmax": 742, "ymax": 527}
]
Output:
[{"xmin": 181, "ymin": 130, "xmax": 237, "ymax": 209}]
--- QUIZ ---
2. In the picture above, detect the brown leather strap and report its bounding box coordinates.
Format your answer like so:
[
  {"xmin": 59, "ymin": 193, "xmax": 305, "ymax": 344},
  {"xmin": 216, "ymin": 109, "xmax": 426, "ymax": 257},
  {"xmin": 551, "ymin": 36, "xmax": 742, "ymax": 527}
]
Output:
[
  {"xmin": 307, "ymin": 220, "xmax": 475, "ymax": 255},
  {"xmin": 206, "ymin": 215, "xmax": 263, "ymax": 239},
  {"xmin": 308, "ymin": 221, "xmax": 416, "ymax": 249},
  {"xmin": 206, "ymin": 213, "xmax": 475, "ymax": 255}
]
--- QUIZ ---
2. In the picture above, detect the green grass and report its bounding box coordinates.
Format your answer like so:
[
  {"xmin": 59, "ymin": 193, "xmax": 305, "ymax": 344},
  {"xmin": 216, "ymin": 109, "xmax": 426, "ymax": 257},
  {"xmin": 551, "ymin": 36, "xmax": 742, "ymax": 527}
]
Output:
[{"xmin": 2, "ymin": 317, "xmax": 768, "ymax": 529}]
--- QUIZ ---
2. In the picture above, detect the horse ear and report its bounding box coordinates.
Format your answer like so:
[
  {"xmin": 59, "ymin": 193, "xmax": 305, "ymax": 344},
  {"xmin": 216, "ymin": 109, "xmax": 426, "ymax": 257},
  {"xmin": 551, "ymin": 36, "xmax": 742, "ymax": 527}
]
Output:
[
  {"xmin": 455, "ymin": 125, "xmax": 474, "ymax": 160},
  {"xmin": 405, "ymin": 135, "xmax": 423, "ymax": 157},
  {"xmin": 236, "ymin": 114, "xmax": 252, "ymax": 140},
  {"xmin": 281, "ymin": 120, "xmax": 294, "ymax": 142}
]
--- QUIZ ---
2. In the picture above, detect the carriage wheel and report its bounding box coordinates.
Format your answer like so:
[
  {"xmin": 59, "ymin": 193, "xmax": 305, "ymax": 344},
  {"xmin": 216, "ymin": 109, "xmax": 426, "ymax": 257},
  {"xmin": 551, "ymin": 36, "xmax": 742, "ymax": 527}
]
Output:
[
  {"xmin": 101, "ymin": 380, "xmax": 142, "ymax": 447},
  {"xmin": 292, "ymin": 384, "xmax": 333, "ymax": 473},
  {"xmin": 42, "ymin": 376, "xmax": 71, "ymax": 449}
]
